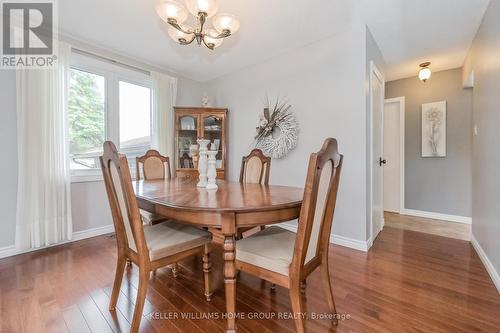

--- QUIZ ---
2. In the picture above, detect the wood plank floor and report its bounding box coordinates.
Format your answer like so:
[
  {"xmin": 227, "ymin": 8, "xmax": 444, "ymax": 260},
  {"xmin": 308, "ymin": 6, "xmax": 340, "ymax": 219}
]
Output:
[
  {"xmin": 384, "ymin": 212, "xmax": 471, "ymax": 241},
  {"xmin": 1, "ymin": 226, "xmax": 499, "ymax": 333}
]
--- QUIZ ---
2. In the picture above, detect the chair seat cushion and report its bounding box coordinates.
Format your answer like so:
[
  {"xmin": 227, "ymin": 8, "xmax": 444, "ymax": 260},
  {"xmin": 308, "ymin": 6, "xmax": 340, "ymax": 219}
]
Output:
[
  {"xmin": 236, "ymin": 226, "xmax": 296, "ymax": 276},
  {"xmin": 142, "ymin": 221, "xmax": 211, "ymax": 261}
]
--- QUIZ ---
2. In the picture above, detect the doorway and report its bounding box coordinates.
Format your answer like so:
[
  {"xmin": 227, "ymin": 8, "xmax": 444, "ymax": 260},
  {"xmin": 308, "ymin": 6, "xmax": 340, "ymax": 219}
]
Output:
[
  {"xmin": 383, "ymin": 97, "xmax": 405, "ymax": 214},
  {"xmin": 369, "ymin": 61, "xmax": 385, "ymax": 244}
]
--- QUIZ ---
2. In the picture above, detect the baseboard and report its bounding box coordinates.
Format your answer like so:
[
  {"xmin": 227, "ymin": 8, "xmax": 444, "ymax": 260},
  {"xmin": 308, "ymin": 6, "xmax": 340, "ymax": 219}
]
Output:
[
  {"xmin": 331, "ymin": 234, "xmax": 370, "ymax": 252},
  {"xmin": 0, "ymin": 245, "xmax": 16, "ymax": 259},
  {"xmin": 72, "ymin": 225, "xmax": 114, "ymax": 241},
  {"xmin": 278, "ymin": 223, "xmax": 369, "ymax": 252},
  {"xmin": 0, "ymin": 224, "xmax": 114, "ymax": 260},
  {"xmin": 471, "ymin": 234, "xmax": 500, "ymax": 294},
  {"xmin": 402, "ymin": 208, "xmax": 472, "ymax": 224}
]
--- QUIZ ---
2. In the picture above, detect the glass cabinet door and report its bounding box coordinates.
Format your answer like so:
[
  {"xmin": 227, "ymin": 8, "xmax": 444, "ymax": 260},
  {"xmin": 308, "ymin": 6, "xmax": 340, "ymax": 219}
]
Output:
[
  {"xmin": 202, "ymin": 115, "xmax": 224, "ymax": 169},
  {"xmin": 177, "ymin": 115, "xmax": 198, "ymax": 169}
]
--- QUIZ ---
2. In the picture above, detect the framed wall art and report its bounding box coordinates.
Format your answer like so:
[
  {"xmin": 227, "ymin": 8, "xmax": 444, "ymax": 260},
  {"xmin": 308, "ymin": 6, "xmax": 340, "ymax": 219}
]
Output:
[{"xmin": 422, "ymin": 101, "xmax": 446, "ymax": 157}]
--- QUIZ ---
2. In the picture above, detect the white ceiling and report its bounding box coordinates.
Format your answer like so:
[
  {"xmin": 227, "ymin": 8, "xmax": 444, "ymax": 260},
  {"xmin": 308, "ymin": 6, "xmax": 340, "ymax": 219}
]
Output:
[
  {"xmin": 362, "ymin": 0, "xmax": 490, "ymax": 81},
  {"xmin": 59, "ymin": 0, "xmax": 490, "ymax": 82},
  {"xmin": 59, "ymin": 0, "xmax": 361, "ymax": 82}
]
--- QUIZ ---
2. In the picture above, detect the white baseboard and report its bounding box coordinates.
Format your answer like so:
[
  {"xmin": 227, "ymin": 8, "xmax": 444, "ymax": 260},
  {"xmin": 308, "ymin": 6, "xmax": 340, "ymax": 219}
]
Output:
[
  {"xmin": 471, "ymin": 234, "xmax": 500, "ymax": 294},
  {"xmin": 402, "ymin": 208, "xmax": 472, "ymax": 224},
  {"xmin": 0, "ymin": 224, "xmax": 114, "ymax": 260},
  {"xmin": 72, "ymin": 225, "xmax": 114, "ymax": 241},
  {"xmin": 0, "ymin": 245, "xmax": 16, "ymax": 259},
  {"xmin": 331, "ymin": 234, "xmax": 370, "ymax": 252},
  {"xmin": 278, "ymin": 223, "xmax": 369, "ymax": 252}
]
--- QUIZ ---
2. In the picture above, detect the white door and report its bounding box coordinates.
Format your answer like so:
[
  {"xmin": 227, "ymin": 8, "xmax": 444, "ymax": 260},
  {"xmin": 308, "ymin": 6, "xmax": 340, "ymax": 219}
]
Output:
[
  {"xmin": 371, "ymin": 63, "xmax": 385, "ymax": 242},
  {"xmin": 383, "ymin": 99, "xmax": 402, "ymax": 213}
]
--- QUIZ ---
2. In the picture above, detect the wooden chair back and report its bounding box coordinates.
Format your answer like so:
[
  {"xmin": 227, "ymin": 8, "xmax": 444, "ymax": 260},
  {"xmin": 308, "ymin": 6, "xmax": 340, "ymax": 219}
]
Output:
[
  {"xmin": 136, "ymin": 149, "xmax": 171, "ymax": 180},
  {"xmin": 100, "ymin": 141, "xmax": 148, "ymax": 260},
  {"xmin": 291, "ymin": 138, "xmax": 343, "ymax": 279},
  {"xmin": 239, "ymin": 149, "xmax": 271, "ymax": 185}
]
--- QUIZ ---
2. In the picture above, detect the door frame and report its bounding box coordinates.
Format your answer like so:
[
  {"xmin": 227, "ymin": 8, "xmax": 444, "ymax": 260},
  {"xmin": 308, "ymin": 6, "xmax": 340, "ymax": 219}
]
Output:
[
  {"xmin": 369, "ymin": 61, "xmax": 385, "ymax": 245},
  {"xmin": 384, "ymin": 96, "xmax": 405, "ymax": 214}
]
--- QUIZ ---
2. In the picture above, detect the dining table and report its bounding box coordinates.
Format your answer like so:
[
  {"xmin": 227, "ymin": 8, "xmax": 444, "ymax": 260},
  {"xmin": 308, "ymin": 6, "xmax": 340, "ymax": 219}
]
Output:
[{"xmin": 133, "ymin": 177, "xmax": 304, "ymax": 332}]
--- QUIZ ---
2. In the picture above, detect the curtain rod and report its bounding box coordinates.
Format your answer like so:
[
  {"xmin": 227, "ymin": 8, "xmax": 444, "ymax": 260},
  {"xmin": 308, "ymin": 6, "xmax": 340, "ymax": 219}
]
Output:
[{"xmin": 71, "ymin": 47, "xmax": 151, "ymax": 76}]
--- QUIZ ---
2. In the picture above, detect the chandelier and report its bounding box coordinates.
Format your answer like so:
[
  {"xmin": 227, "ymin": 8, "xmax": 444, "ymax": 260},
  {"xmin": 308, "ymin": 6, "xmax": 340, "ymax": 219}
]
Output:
[{"xmin": 156, "ymin": 0, "xmax": 240, "ymax": 50}]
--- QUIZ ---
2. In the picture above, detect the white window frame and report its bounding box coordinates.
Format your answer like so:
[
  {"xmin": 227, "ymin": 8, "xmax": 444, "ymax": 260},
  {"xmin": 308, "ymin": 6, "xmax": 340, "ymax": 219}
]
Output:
[{"xmin": 69, "ymin": 52, "xmax": 152, "ymax": 183}]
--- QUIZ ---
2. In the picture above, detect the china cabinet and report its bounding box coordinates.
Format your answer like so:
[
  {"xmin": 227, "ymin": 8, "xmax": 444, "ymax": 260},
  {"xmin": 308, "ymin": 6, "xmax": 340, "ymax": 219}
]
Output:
[{"xmin": 174, "ymin": 107, "xmax": 228, "ymax": 179}]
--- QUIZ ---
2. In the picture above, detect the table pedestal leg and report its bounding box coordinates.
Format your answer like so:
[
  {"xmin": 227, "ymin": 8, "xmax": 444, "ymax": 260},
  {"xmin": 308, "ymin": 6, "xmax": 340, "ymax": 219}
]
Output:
[{"xmin": 223, "ymin": 235, "xmax": 237, "ymax": 333}]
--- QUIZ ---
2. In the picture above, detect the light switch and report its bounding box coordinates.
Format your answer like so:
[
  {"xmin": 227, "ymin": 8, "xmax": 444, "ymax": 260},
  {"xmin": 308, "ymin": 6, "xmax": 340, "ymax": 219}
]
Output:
[{"xmin": 473, "ymin": 125, "xmax": 479, "ymax": 136}]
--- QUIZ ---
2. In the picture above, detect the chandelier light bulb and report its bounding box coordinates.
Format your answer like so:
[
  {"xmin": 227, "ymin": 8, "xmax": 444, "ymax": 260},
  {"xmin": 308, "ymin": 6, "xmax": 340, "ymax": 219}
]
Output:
[
  {"xmin": 167, "ymin": 24, "xmax": 194, "ymax": 44},
  {"xmin": 204, "ymin": 29, "xmax": 224, "ymax": 49},
  {"xmin": 156, "ymin": 1, "xmax": 188, "ymax": 24},
  {"xmin": 186, "ymin": 0, "xmax": 219, "ymax": 18},
  {"xmin": 213, "ymin": 13, "xmax": 240, "ymax": 34}
]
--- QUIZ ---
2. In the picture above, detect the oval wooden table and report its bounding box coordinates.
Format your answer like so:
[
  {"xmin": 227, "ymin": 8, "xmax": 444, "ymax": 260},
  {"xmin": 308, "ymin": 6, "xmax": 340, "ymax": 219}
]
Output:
[{"xmin": 133, "ymin": 178, "xmax": 304, "ymax": 333}]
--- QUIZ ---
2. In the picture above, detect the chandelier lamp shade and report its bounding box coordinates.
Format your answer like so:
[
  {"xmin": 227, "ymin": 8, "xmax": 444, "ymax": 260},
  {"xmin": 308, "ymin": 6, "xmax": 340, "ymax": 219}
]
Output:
[
  {"xmin": 156, "ymin": 0, "xmax": 240, "ymax": 50},
  {"xmin": 418, "ymin": 62, "xmax": 432, "ymax": 82}
]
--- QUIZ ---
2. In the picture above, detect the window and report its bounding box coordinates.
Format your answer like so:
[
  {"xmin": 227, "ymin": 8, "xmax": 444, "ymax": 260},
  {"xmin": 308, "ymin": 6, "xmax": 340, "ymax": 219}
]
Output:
[
  {"xmin": 68, "ymin": 52, "xmax": 152, "ymax": 182},
  {"xmin": 119, "ymin": 81, "xmax": 152, "ymax": 168},
  {"xmin": 68, "ymin": 69, "xmax": 106, "ymax": 170}
]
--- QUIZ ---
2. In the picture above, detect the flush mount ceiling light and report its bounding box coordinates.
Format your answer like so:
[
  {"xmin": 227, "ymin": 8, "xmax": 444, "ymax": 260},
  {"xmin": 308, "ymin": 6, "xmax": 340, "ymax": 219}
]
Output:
[
  {"xmin": 156, "ymin": 0, "xmax": 240, "ymax": 50},
  {"xmin": 419, "ymin": 62, "xmax": 432, "ymax": 82}
]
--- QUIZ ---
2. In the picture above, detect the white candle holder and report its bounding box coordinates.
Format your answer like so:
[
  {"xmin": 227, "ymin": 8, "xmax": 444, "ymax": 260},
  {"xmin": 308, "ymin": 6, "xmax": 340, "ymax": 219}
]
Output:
[
  {"xmin": 197, "ymin": 139, "xmax": 210, "ymax": 187},
  {"xmin": 206, "ymin": 149, "xmax": 218, "ymax": 190}
]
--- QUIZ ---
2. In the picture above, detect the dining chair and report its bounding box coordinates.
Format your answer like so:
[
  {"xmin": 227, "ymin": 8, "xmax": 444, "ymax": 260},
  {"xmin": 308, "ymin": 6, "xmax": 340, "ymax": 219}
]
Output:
[
  {"xmin": 237, "ymin": 148, "xmax": 271, "ymax": 239},
  {"xmin": 136, "ymin": 149, "xmax": 181, "ymax": 274},
  {"xmin": 136, "ymin": 149, "xmax": 171, "ymax": 225},
  {"xmin": 239, "ymin": 148, "xmax": 271, "ymax": 184},
  {"xmin": 235, "ymin": 138, "xmax": 343, "ymax": 333},
  {"xmin": 136, "ymin": 149, "xmax": 172, "ymax": 181},
  {"xmin": 100, "ymin": 141, "xmax": 213, "ymax": 333}
]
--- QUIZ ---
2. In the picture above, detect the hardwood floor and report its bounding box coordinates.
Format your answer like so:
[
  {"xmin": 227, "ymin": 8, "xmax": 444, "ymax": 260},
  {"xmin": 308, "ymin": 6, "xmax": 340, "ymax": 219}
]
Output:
[
  {"xmin": 1, "ymin": 226, "xmax": 499, "ymax": 333},
  {"xmin": 384, "ymin": 212, "xmax": 471, "ymax": 241}
]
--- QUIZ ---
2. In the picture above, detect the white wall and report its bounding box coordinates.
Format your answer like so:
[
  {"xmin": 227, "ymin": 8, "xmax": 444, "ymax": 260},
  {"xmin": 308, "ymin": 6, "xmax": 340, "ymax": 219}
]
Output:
[
  {"xmin": 0, "ymin": 70, "xmax": 18, "ymax": 248},
  {"xmin": 206, "ymin": 22, "xmax": 370, "ymax": 244},
  {"xmin": 466, "ymin": 0, "xmax": 500, "ymax": 291}
]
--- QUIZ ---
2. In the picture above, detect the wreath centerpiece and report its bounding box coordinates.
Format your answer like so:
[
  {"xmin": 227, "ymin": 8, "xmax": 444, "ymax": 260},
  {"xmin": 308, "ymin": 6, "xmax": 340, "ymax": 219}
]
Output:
[{"xmin": 254, "ymin": 98, "xmax": 299, "ymax": 159}]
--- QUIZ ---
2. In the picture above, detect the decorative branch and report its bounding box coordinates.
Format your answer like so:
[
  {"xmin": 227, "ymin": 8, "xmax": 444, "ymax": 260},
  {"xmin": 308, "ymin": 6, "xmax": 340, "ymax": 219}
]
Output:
[
  {"xmin": 254, "ymin": 96, "xmax": 299, "ymax": 159},
  {"xmin": 254, "ymin": 97, "xmax": 293, "ymax": 141}
]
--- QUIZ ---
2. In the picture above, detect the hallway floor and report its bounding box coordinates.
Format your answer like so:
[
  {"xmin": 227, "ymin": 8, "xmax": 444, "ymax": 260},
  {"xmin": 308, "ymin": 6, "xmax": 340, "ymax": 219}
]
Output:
[{"xmin": 384, "ymin": 212, "xmax": 471, "ymax": 241}]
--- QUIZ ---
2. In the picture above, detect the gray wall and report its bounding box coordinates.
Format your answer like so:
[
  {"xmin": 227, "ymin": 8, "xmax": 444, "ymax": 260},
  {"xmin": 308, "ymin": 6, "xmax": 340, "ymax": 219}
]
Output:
[
  {"xmin": 0, "ymin": 63, "xmax": 203, "ymax": 248},
  {"xmin": 385, "ymin": 68, "xmax": 472, "ymax": 217},
  {"xmin": 365, "ymin": 26, "xmax": 386, "ymax": 239},
  {"xmin": 206, "ymin": 22, "xmax": 370, "ymax": 243},
  {"xmin": 468, "ymin": 0, "xmax": 500, "ymax": 282}
]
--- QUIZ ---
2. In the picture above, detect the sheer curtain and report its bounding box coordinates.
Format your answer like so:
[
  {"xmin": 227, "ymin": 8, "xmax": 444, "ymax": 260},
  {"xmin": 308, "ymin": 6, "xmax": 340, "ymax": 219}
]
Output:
[
  {"xmin": 151, "ymin": 71, "xmax": 178, "ymax": 159},
  {"xmin": 15, "ymin": 42, "xmax": 73, "ymax": 250}
]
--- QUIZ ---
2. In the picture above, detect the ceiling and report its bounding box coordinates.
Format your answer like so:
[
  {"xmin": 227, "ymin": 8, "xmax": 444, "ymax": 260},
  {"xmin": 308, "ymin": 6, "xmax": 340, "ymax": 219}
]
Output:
[
  {"xmin": 59, "ymin": 0, "xmax": 361, "ymax": 82},
  {"xmin": 59, "ymin": 0, "xmax": 490, "ymax": 82},
  {"xmin": 362, "ymin": 0, "xmax": 490, "ymax": 81}
]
